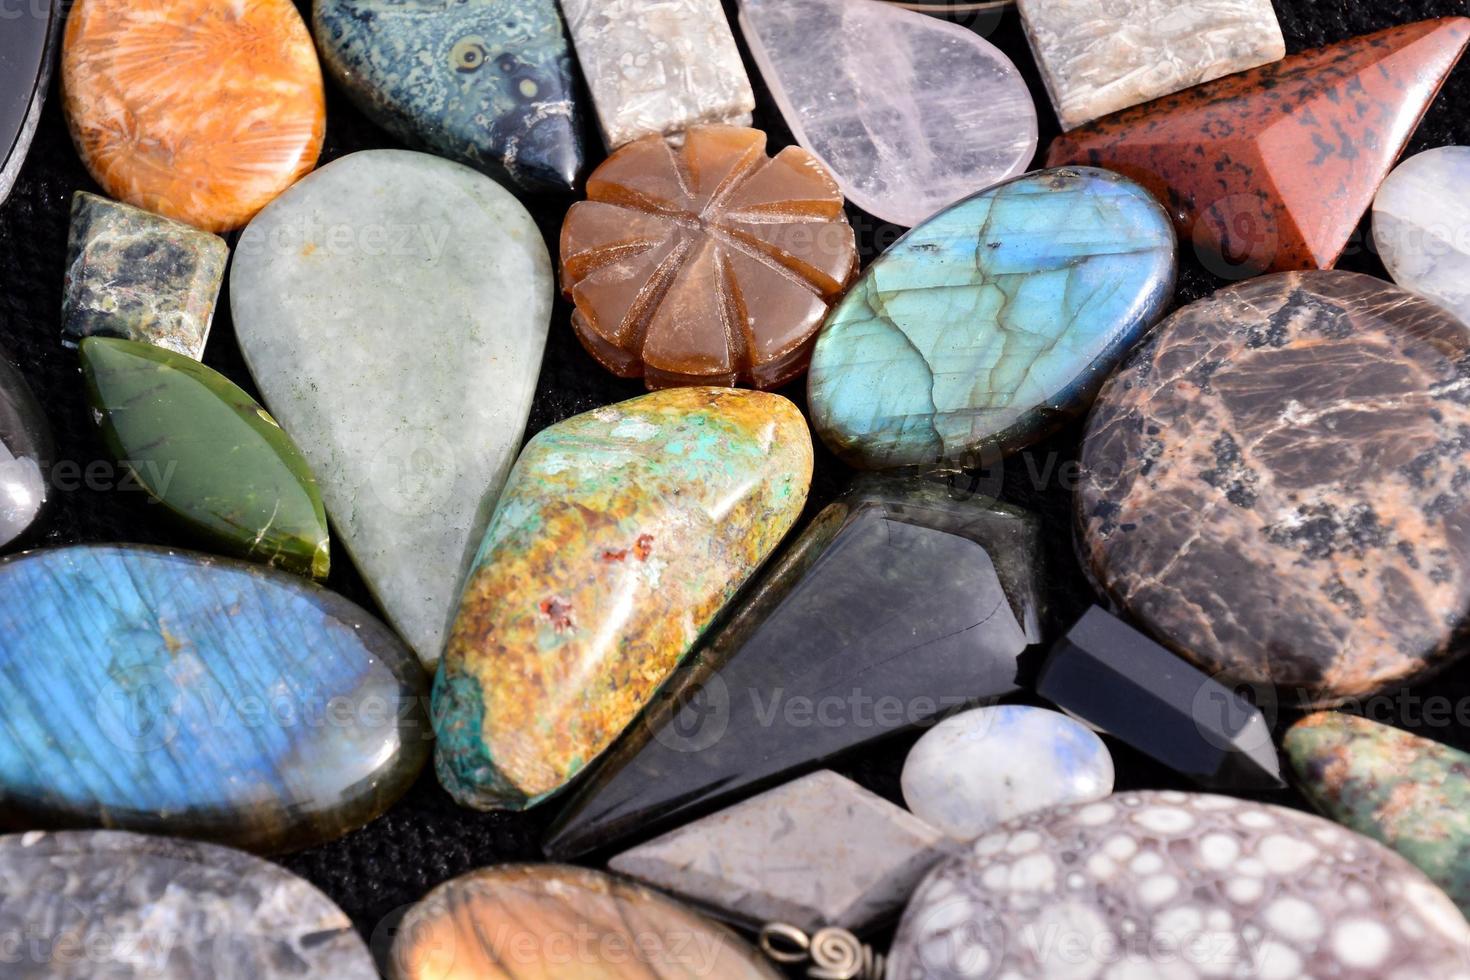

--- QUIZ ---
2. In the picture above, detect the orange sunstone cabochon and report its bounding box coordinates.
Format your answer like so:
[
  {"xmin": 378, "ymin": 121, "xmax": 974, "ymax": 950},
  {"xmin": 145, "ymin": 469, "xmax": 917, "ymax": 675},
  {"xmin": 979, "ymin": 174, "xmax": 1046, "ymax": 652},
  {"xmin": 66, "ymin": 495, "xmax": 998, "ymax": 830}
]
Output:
[{"xmin": 62, "ymin": 0, "xmax": 326, "ymax": 233}]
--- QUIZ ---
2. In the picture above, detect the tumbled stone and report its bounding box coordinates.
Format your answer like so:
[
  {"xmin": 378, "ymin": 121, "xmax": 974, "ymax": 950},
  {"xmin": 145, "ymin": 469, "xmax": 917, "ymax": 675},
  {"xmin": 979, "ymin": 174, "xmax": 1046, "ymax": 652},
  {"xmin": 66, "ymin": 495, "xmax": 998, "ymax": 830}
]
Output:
[
  {"xmin": 739, "ymin": 0, "xmax": 1036, "ymax": 228},
  {"xmin": 0, "ymin": 831, "xmax": 375, "ymax": 979},
  {"xmin": 1048, "ymin": 18, "xmax": 1470, "ymax": 275},
  {"xmin": 315, "ymin": 0, "xmax": 585, "ymax": 192},
  {"xmin": 232, "ymin": 149, "xmax": 552, "ymax": 668},
  {"xmin": 0, "ymin": 544, "xmax": 429, "ymax": 853},
  {"xmin": 80, "ymin": 338, "xmax": 330, "ymax": 580},
  {"xmin": 1374, "ymin": 146, "xmax": 1470, "ymax": 325},
  {"xmin": 562, "ymin": 0, "xmax": 755, "ymax": 148},
  {"xmin": 0, "ymin": 0, "xmax": 59, "ymax": 205},
  {"xmin": 435, "ymin": 388, "xmax": 811, "ymax": 811},
  {"xmin": 389, "ymin": 864, "xmax": 780, "ymax": 979},
  {"xmin": 62, "ymin": 193, "xmax": 229, "ymax": 360},
  {"xmin": 1017, "ymin": 0, "xmax": 1284, "ymax": 131},
  {"xmin": 1286, "ymin": 712, "xmax": 1470, "ymax": 919},
  {"xmin": 545, "ymin": 475, "xmax": 1042, "ymax": 858},
  {"xmin": 0, "ymin": 352, "xmax": 51, "ymax": 551},
  {"xmin": 808, "ymin": 167, "xmax": 1175, "ymax": 469},
  {"xmin": 62, "ymin": 0, "xmax": 326, "ymax": 231},
  {"xmin": 1079, "ymin": 272, "xmax": 1470, "ymax": 706},
  {"xmin": 891, "ymin": 791, "xmax": 1470, "ymax": 979},
  {"xmin": 901, "ymin": 705, "xmax": 1113, "ymax": 841},
  {"xmin": 561, "ymin": 126, "xmax": 857, "ymax": 389}
]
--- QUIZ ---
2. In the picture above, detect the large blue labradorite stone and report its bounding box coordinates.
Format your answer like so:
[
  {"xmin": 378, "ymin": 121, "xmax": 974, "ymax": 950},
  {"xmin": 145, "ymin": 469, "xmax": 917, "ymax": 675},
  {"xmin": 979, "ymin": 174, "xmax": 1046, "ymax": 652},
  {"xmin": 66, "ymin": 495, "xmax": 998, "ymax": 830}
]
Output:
[
  {"xmin": 808, "ymin": 167, "xmax": 1176, "ymax": 469},
  {"xmin": 0, "ymin": 545, "xmax": 430, "ymax": 853}
]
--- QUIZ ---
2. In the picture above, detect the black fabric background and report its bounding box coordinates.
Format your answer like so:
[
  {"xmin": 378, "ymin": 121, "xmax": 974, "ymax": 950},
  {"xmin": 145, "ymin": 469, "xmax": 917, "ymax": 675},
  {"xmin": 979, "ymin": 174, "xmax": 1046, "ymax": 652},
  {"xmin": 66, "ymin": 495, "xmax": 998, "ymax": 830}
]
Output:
[{"xmin": 1, "ymin": 0, "xmax": 1469, "ymax": 964}]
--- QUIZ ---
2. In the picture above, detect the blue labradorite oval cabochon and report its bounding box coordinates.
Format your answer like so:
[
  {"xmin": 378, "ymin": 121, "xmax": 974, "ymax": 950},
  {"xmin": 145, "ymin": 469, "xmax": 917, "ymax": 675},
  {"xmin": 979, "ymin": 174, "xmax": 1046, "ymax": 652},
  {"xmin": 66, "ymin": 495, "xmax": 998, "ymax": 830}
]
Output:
[
  {"xmin": 0, "ymin": 545, "xmax": 430, "ymax": 853},
  {"xmin": 807, "ymin": 167, "xmax": 1177, "ymax": 469}
]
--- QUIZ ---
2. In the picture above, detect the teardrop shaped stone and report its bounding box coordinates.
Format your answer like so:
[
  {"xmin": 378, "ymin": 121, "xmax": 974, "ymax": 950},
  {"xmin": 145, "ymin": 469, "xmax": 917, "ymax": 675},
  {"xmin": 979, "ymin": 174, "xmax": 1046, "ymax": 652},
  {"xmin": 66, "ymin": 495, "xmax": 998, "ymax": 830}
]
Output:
[
  {"xmin": 434, "ymin": 388, "xmax": 812, "ymax": 811},
  {"xmin": 80, "ymin": 338, "xmax": 330, "ymax": 580},
  {"xmin": 0, "ymin": 545, "xmax": 430, "ymax": 853},
  {"xmin": 0, "ymin": 830, "xmax": 375, "ymax": 978},
  {"xmin": 0, "ymin": 351, "xmax": 52, "ymax": 551}
]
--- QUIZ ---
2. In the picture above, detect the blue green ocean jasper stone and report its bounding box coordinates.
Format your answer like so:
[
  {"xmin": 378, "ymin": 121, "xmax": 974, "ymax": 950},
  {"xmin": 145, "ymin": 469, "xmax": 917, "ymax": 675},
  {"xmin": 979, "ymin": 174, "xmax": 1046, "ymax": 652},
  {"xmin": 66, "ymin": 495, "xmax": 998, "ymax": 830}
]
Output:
[{"xmin": 807, "ymin": 167, "xmax": 1176, "ymax": 469}]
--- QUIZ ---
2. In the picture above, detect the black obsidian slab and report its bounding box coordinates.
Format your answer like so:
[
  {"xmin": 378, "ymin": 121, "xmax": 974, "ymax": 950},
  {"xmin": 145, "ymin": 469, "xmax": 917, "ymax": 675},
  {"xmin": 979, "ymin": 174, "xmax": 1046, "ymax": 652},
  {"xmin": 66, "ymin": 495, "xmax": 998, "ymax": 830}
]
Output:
[
  {"xmin": 544, "ymin": 475, "xmax": 1043, "ymax": 859},
  {"xmin": 0, "ymin": 348, "xmax": 52, "ymax": 549},
  {"xmin": 0, "ymin": 0, "xmax": 60, "ymax": 204}
]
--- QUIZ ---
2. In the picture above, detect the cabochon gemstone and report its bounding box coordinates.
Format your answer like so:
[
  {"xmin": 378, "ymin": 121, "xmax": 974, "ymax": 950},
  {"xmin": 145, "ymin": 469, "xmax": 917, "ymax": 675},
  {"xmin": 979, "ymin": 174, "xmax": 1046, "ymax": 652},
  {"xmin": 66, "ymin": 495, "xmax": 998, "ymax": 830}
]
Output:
[
  {"xmin": 0, "ymin": 830, "xmax": 375, "ymax": 979},
  {"xmin": 0, "ymin": 352, "xmax": 52, "ymax": 551},
  {"xmin": 80, "ymin": 338, "xmax": 330, "ymax": 581},
  {"xmin": 232, "ymin": 149, "xmax": 552, "ymax": 668},
  {"xmin": 889, "ymin": 791, "xmax": 1470, "ymax": 979},
  {"xmin": 434, "ymin": 388, "xmax": 812, "ymax": 812},
  {"xmin": 807, "ymin": 167, "xmax": 1175, "ymax": 469},
  {"xmin": 1048, "ymin": 18, "xmax": 1470, "ymax": 275},
  {"xmin": 1078, "ymin": 271, "xmax": 1470, "ymax": 706},
  {"xmin": 61, "ymin": 0, "xmax": 325, "ymax": 232},
  {"xmin": 0, "ymin": 0, "xmax": 60, "ymax": 206},
  {"xmin": 314, "ymin": 0, "xmax": 585, "ymax": 193},
  {"xmin": 1286, "ymin": 712, "xmax": 1470, "ymax": 919},
  {"xmin": 62, "ymin": 193, "xmax": 229, "ymax": 361},
  {"xmin": 738, "ymin": 0, "xmax": 1037, "ymax": 228},
  {"xmin": 0, "ymin": 545, "xmax": 429, "ymax": 853},
  {"xmin": 388, "ymin": 864, "xmax": 781, "ymax": 980},
  {"xmin": 1373, "ymin": 146, "xmax": 1470, "ymax": 325}
]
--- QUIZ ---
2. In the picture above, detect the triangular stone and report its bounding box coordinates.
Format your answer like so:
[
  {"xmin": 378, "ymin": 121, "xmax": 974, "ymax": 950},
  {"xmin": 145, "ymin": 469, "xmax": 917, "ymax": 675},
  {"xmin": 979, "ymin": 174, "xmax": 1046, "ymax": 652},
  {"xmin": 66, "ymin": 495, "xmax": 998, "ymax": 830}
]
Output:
[
  {"xmin": 1047, "ymin": 18, "xmax": 1470, "ymax": 275},
  {"xmin": 0, "ymin": 0, "xmax": 58, "ymax": 205}
]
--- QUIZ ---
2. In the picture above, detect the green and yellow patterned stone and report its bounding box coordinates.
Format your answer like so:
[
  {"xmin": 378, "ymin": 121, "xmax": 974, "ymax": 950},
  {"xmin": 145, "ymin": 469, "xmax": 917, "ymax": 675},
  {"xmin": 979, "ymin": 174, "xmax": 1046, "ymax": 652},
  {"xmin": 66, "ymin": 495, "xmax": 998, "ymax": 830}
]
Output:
[
  {"xmin": 1286, "ymin": 711, "xmax": 1470, "ymax": 917},
  {"xmin": 433, "ymin": 388, "xmax": 812, "ymax": 811}
]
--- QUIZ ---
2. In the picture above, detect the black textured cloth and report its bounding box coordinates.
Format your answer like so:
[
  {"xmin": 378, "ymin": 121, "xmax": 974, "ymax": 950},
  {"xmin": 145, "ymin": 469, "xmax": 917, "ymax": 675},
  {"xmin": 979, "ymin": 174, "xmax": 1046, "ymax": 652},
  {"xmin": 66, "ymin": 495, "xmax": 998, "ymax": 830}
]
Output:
[{"xmin": 1, "ymin": 0, "xmax": 1468, "ymax": 960}]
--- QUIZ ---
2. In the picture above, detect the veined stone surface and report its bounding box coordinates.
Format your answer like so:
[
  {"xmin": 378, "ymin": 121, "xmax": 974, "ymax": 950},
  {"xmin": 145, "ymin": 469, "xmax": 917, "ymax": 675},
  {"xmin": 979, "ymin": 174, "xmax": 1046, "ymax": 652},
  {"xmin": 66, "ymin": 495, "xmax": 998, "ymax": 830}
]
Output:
[
  {"xmin": 1374, "ymin": 146, "xmax": 1470, "ymax": 325},
  {"xmin": 0, "ymin": 831, "xmax": 375, "ymax": 979},
  {"xmin": 314, "ymin": 0, "xmax": 585, "ymax": 192},
  {"xmin": 0, "ymin": 352, "xmax": 51, "ymax": 551},
  {"xmin": 1017, "ymin": 0, "xmax": 1285, "ymax": 131},
  {"xmin": 0, "ymin": 545, "xmax": 429, "ymax": 853},
  {"xmin": 739, "ymin": 0, "xmax": 1037, "ymax": 228},
  {"xmin": 807, "ymin": 167, "xmax": 1175, "ymax": 469},
  {"xmin": 889, "ymin": 791, "xmax": 1470, "ymax": 980},
  {"xmin": 561, "ymin": 0, "xmax": 755, "ymax": 148},
  {"xmin": 232, "ymin": 149, "xmax": 552, "ymax": 668},
  {"xmin": 0, "ymin": 0, "xmax": 59, "ymax": 206},
  {"xmin": 434, "ymin": 388, "xmax": 812, "ymax": 811}
]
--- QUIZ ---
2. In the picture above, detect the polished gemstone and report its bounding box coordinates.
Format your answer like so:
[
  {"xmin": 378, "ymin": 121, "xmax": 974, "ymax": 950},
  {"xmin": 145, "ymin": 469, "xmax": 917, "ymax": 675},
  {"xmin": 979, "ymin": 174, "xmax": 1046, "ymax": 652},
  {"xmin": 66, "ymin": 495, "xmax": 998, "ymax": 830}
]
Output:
[
  {"xmin": 544, "ymin": 475, "xmax": 1042, "ymax": 859},
  {"xmin": 1037, "ymin": 608, "xmax": 1283, "ymax": 789},
  {"xmin": 1374, "ymin": 146, "xmax": 1470, "ymax": 324},
  {"xmin": 738, "ymin": 0, "xmax": 1037, "ymax": 228},
  {"xmin": 388, "ymin": 864, "xmax": 780, "ymax": 979},
  {"xmin": 561, "ymin": 0, "xmax": 755, "ymax": 149},
  {"xmin": 900, "ymin": 705, "xmax": 1113, "ymax": 841},
  {"xmin": 0, "ymin": 0, "xmax": 59, "ymax": 205},
  {"xmin": 889, "ymin": 791, "xmax": 1470, "ymax": 979},
  {"xmin": 0, "ymin": 544, "xmax": 429, "ymax": 853},
  {"xmin": 435, "ymin": 388, "xmax": 811, "ymax": 811},
  {"xmin": 611, "ymin": 770, "xmax": 952, "ymax": 932},
  {"xmin": 62, "ymin": 0, "xmax": 325, "ymax": 232},
  {"xmin": 561, "ymin": 126, "xmax": 858, "ymax": 389},
  {"xmin": 315, "ymin": 0, "xmax": 585, "ymax": 192},
  {"xmin": 1079, "ymin": 272, "xmax": 1470, "ymax": 706},
  {"xmin": 80, "ymin": 338, "xmax": 330, "ymax": 580},
  {"xmin": 232, "ymin": 149, "xmax": 552, "ymax": 668},
  {"xmin": 1286, "ymin": 712, "xmax": 1470, "ymax": 918},
  {"xmin": 63, "ymin": 193, "xmax": 229, "ymax": 360},
  {"xmin": 0, "ymin": 831, "xmax": 375, "ymax": 979},
  {"xmin": 0, "ymin": 352, "xmax": 51, "ymax": 551},
  {"xmin": 1048, "ymin": 18, "xmax": 1470, "ymax": 275},
  {"xmin": 1017, "ymin": 0, "xmax": 1284, "ymax": 131},
  {"xmin": 807, "ymin": 167, "xmax": 1175, "ymax": 469}
]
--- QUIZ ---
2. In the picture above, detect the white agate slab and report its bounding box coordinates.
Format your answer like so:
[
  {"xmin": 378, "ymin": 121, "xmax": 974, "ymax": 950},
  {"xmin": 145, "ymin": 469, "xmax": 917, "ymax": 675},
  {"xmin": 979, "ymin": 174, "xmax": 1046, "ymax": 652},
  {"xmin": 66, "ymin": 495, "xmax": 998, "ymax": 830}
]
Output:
[{"xmin": 1373, "ymin": 146, "xmax": 1470, "ymax": 326}]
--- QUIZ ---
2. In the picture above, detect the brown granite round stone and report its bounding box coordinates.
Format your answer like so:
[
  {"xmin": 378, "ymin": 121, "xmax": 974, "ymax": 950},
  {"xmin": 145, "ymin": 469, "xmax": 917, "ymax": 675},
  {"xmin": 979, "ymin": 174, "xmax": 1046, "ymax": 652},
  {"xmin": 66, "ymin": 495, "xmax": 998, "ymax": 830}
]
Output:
[{"xmin": 1078, "ymin": 270, "xmax": 1470, "ymax": 706}]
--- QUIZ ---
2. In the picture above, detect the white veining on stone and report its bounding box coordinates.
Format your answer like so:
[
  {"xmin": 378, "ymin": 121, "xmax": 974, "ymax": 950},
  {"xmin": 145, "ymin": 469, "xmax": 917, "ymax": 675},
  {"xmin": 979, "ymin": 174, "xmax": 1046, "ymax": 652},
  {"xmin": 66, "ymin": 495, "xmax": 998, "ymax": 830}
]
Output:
[{"xmin": 1373, "ymin": 146, "xmax": 1470, "ymax": 326}]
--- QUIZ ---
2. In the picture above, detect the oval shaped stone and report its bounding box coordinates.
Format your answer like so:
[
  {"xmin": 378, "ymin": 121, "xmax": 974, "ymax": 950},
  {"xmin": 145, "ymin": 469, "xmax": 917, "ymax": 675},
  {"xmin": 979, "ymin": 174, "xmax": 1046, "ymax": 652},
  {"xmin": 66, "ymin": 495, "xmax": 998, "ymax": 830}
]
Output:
[
  {"xmin": 0, "ymin": 0, "xmax": 60, "ymax": 205},
  {"xmin": 0, "ymin": 351, "xmax": 52, "ymax": 551},
  {"xmin": 0, "ymin": 545, "xmax": 429, "ymax": 853},
  {"xmin": 81, "ymin": 338, "xmax": 330, "ymax": 580},
  {"xmin": 808, "ymin": 167, "xmax": 1176, "ymax": 469},
  {"xmin": 1079, "ymin": 271, "xmax": 1470, "ymax": 705},
  {"xmin": 388, "ymin": 864, "xmax": 780, "ymax": 979},
  {"xmin": 890, "ymin": 790, "xmax": 1470, "ymax": 980},
  {"xmin": 900, "ymin": 705, "xmax": 1113, "ymax": 841},
  {"xmin": 434, "ymin": 388, "xmax": 812, "ymax": 810},
  {"xmin": 1374, "ymin": 145, "xmax": 1470, "ymax": 325},
  {"xmin": 62, "ymin": 0, "xmax": 325, "ymax": 231},
  {"xmin": 0, "ymin": 830, "xmax": 375, "ymax": 978}
]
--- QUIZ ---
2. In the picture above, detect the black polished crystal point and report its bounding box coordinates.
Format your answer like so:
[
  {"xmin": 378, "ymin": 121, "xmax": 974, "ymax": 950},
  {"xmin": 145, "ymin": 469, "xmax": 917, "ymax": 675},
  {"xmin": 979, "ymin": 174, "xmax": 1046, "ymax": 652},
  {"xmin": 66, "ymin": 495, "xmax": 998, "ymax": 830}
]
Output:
[
  {"xmin": 0, "ymin": 350, "xmax": 52, "ymax": 550},
  {"xmin": 0, "ymin": 0, "xmax": 60, "ymax": 204},
  {"xmin": 544, "ymin": 475, "xmax": 1044, "ymax": 859},
  {"xmin": 1037, "ymin": 607, "xmax": 1284, "ymax": 790}
]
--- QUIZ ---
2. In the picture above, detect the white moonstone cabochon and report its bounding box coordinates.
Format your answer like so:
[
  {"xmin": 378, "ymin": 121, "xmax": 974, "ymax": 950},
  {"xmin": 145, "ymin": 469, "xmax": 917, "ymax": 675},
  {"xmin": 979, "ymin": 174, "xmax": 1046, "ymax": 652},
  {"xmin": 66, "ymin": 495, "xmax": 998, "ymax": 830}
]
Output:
[{"xmin": 1373, "ymin": 146, "xmax": 1470, "ymax": 325}]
